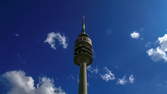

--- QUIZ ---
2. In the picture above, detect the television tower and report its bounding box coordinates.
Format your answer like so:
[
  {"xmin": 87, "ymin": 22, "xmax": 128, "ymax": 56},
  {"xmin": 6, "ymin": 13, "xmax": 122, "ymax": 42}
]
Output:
[{"xmin": 74, "ymin": 16, "xmax": 93, "ymax": 94}]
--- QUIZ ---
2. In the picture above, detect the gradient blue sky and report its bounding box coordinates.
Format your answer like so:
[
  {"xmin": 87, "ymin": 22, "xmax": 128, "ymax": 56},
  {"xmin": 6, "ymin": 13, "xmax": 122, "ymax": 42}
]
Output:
[{"xmin": 1, "ymin": 0, "xmax": 167, "ymax": 94}]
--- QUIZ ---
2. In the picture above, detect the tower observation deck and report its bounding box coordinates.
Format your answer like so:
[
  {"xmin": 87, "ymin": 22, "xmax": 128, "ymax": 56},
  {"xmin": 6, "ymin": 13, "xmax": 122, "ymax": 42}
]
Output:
[{"xmin": 74, "ymin": 16, "xmax": 93, "ymax": 94}]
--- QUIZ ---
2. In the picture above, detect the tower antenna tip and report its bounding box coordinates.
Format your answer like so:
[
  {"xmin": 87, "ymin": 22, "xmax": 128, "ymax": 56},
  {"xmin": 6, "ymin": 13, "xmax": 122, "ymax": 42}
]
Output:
[{"xmin": 82, "ymin": 16, "xmax": 86, "ymax": 33}]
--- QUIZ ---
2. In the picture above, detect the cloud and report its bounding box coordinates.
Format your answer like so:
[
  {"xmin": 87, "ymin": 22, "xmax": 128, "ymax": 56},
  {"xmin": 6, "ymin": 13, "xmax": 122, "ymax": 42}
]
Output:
[
  {"xmin": 44, "ymin": 32, "xmax": 68, "ymax": 50},
  {"xmin": 100, "ymin": 67, "xmax": 115, "ymax": 82},
  {"xmin": 117, "ymin": 76, "xmax": 127, "ymax": 85},
  {"xmin": 87, "ymin": 66, "xmax": 135, "ymax": 85},
  {"xmin": 2, "ymin": 70, "xmax": 66, "ymax": 94},
  {"xmin": 146, "ymin": 34, "xmax": 167, "ymax": 62},
  {"xmin": 87, "ymin": 66, "xmax": 115, "ymax": 82},
  {"xmin": 87, "ymin": 66, "xmax": 99, "ymax": 74},
  {"xmin": 129, "ymin": 74, "xmax": 135, "ymax": 84},
  {"xmin": 117, "ymin": 75, "xmax": 135, "ymax": 85},
  {"xmin": 130, "ymin": 31, "xmax": 140, "ymax": 39}
]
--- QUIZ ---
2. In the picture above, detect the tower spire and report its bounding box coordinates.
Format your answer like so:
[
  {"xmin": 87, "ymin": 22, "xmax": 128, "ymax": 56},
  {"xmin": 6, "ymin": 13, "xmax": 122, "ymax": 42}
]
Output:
[{"xmin": 81, "ymin": 16, "xmax": 86, "ymax": 34}]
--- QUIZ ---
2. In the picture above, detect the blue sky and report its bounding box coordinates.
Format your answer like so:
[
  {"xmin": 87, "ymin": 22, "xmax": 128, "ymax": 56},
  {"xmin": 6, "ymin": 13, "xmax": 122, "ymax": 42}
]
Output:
[{"xmin": 1, "ymin": 0, "xmax": 167, "ymax": 94}]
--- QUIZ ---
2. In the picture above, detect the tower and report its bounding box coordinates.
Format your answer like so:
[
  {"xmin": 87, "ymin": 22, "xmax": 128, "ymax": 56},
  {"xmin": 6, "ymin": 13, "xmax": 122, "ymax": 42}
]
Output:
[{"xmin": 74, "ymin": 16, "xmax": 93, "ymax": 94}]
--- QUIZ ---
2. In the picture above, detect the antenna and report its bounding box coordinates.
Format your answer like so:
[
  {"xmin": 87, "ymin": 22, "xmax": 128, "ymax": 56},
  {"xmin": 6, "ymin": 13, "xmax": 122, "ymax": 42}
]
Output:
[{"xmin": 82, "ymin": 16, "xmax": 86, "ymax": 33}]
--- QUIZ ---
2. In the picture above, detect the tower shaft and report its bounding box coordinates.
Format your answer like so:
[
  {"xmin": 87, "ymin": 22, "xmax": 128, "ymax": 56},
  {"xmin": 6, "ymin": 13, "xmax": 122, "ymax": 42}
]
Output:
[{"xmin": 79, "ymin": 62, "xmax": 87, "ymax": 94}]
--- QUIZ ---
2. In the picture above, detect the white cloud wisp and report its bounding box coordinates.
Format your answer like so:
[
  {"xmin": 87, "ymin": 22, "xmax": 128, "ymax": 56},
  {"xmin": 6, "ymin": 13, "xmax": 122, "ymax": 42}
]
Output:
[
  {"xmin": 44, "ymin": 32, "xmax": 68, "ymax": 50},
  {"xmin": 117, "ymin": 75, "xmax": 135, "ymax": 85},
  {"xmin": 87, "ymin": 66, "xmax": 135, "ymax": 85},
  {"xmin": 100, "ymin": 67, "xmax": 115, "ymax": 82}
]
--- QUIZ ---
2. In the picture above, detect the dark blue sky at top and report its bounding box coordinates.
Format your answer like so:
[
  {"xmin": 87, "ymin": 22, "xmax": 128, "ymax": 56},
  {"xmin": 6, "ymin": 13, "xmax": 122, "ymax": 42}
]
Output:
[{"xmin": 1, "ymin": 0, "xmax": 167, "ymax": 94}]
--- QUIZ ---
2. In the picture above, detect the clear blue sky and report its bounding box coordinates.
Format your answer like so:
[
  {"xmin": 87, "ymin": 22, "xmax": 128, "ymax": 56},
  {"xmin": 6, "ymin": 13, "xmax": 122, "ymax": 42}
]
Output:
[{"xmin": 1, "ymin": 0, "xmax": 167, "ymax": 94}]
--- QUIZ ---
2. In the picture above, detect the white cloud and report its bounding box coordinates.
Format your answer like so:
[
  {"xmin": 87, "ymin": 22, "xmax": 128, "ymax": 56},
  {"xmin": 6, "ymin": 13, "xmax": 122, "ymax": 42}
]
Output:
[
  {"xmin": 159, "ymin": 34, "xmax": 167, "ymax": 44},
  {"xmin": 87, "ymin": 66, "xmax": 135, "ymax": 85},
  {"xmin": 130, "ymin": 31, "xmax": 140, "ymax": 39},
  {"xmin": 117, "ymin": 76, "xmax": 127, "ymax": 85},
  {"xmin": 2, "ymin": 70, "xmax": 66, "ymax": 94},
  {"xmin": 129, "ymin": 74, "xmax": 135, "ymax": 84},
  {"xmin": 117, "ymin": 75, "xmax": 135, "ymax": 85},
  {"xmin": 100, "ymin": 67, "xmax": 115, "ymax": 82},
  {"xmin": 146, "ymin": 34, "xmax": 167, "ymax": 62},
  {"xmin": 87, "ymin": 66, "xmax": 99, "ymax": 74},
  {"xmin": 44, "ymin": 32, "xmax": 68, "ymax": 50}
]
